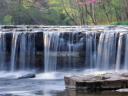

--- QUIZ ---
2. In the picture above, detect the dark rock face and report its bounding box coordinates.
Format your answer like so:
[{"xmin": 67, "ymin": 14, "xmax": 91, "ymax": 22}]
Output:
[{"xmin": 35, "ymin": 32, "xmax": 44, "ymax": 51}]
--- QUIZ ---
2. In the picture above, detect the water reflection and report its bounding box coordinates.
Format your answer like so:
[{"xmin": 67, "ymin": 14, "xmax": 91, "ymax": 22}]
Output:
[
  {"xmin": 0, "ymin": 78, "xmax": 128, "ymax": 96},
  {"xmin": 65, "ymin": 89, "xmax": 128, "ymax": 96}
]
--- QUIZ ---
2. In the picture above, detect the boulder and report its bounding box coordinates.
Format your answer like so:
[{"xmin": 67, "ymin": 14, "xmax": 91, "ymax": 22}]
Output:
[{"xmin": 64, "ymin": 72, "xmax": 128, "ymax": 91}]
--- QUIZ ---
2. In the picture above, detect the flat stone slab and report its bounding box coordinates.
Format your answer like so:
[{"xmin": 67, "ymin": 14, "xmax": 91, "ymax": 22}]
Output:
[{"xmin": 64, "ymin": 72, "xmax": 128, "ymax": 91}]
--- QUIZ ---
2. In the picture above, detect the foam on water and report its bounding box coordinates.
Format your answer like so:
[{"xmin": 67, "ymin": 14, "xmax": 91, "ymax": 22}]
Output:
[{"xmin": 35, "ymin": 69, "xmax": 106, "ymax": 80}]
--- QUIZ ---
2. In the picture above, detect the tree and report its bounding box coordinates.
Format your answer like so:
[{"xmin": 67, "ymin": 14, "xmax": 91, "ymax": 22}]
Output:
[{"xmin": 61, "ymin": 0, "xmax": 128, "ymax": 25}]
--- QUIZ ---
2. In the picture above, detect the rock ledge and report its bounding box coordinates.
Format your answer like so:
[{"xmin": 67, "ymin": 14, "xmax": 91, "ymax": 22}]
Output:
[{"xmin": 64, "ymin": 72, "xmax": 128, "ymax": 91}]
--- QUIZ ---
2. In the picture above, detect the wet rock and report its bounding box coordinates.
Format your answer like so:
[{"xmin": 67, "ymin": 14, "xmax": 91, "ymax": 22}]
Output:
[
  {"xmin": 64, "ymin": 72, "xmax": 128, "ymax": 91},
  {"xmin": 121, "ymin": 73, "xmax": 128, "ymax": 77},
  {"xmin": 17, "ymin": 73, "xmax": 36, "ymax": 79},
  {"xmin": 34, "ymin": 90, "xmax": 44, "ymax": 95},
  {"xmin": 1, "ymin": 25, "xmax": 20, "ymax": 29},
  {"xmin": 116, "ymin": 88, "xmax": 128, "ymax": 92}
]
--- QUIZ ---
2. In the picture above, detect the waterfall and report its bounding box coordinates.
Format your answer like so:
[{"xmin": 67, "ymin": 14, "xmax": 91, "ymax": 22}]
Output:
[
  {"xmin": 43, "ymin": 31, "xmax": 60, "ymax": 72},
  {"xmin": 0, "ymin": 26, "xmax": 128, "ymax": 72},
  {"xmin": 85, "ymin": 33, "xmax": 96, "ymax": 69},
  {"xmin": 11, "ymin": 32, "xmax": 20, "ymax": 71},
  {"xmin": 96, "ymin": 32, "xmax": 117, "ymax": 70},
  {"xmin": 19, "ymin": 33, "xmax": 27, "ymax": 70},
  {"xmin": 0, "ymin": 32, "xmax": 6, "ymax": 70},
  {"xmin": 96, "ymin": 33, "xmax": 105, "ymax": 69},
  {"xmin": 25, "ymin": 33, "xmax": 35, "ymax": 70},
  {"xmin": 67, "ymin": 32, "xmax": 76, "ymax": 69},
  {"xmin": 124, "ymin": 34, "xmax": 128, "ymax": 70},
  {"xmin": 115, "ymin": 33, "xmax": 123, "ymax": 70},
  {"xmin": 10, "ymin": 31, "xmax": 36, "ymax": 71}
]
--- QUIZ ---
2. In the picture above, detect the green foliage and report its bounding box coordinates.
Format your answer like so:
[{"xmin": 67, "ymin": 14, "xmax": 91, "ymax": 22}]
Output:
[
  {"xmin": 22, "ymin": 0, "xmax": 33, "ymax": 9},
  {"xmin": 0, "ymin": 0, "xmax": 73, "ymax": 25},
  {"xmin": 112, "ymin": 22, "xmax": 128, "ymax": 25},
  {"xmin": 3, "ymin": 15, "xmax": 13, "ymax": 25},
  {"xmin": 47, "ymin": 0, "xmax": 73, "ymax": 25},
  {"xmin": 0, "ymin": 0, "xmax": 128, "ymax": 25}
]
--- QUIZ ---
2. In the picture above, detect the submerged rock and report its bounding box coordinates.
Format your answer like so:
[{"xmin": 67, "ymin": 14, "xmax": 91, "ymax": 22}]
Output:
[{"xmin": 17, "ymin": 73, "xmax": 36, "ymax": 79}]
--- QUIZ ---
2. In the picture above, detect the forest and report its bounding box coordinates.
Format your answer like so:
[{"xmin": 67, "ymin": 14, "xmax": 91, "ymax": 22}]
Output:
[{"xmin": 0, "ymin": 0, "xmax": 128, "ymax": 25}]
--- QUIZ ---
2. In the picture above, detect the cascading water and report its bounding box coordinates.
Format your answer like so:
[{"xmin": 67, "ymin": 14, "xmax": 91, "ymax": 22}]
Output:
[
  {"xmin": 0, "ymin": 26, "xmax": 128, "ymax": 73},
  {"xmin": 67, "ymin": 32, "xmax": 77, "ymax": 69},
  {"xmin": 19, "ymin": 33, "xmax": 27, "ymax": 70},
  {"xmin": 10, "ymin": 31, "xmax": 36, "ymax": 71},
  {"xmin": 116, "ymin": 33, "xmax": 123, "ymax": 70},
  {"xmin": 19, "ymin": 32, "xmax": 36, "ymax": 70},
  {"xmin": 11, "ymin": 32, "xmax": 20, "ymax": 71},
  {"xmin": 124, "ymin": 34, "xmax": 128, "ymax": 70},
  {"xmin": 43, "ymin": 31, "xmax": 60, "ymax": 72},
  {"xmin": 0, "ymin": 32, "xmax": 6, "ymax": 70},
  {"xmin": 85, "ymin": 32, "xmax": 97, "ymax": 69},
  {"xmin": 96, "ymin": 32, "xmax": 117, "ymax": 70}
]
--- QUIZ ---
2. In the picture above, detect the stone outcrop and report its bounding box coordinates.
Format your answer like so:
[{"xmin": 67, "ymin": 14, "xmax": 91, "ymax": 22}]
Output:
[{"xmin": 64, "ymin": 72, "xmax": 128, "ymax": 91}]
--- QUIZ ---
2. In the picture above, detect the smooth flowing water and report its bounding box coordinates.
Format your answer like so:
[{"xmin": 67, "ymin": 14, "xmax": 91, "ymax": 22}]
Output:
[
  {"xmin": 43, "ymin": 31, "xmax": 60, "ymax": 72},
  {"xmin": 0, "ymin": 32, "xmax": 6, "ymax": 70}
]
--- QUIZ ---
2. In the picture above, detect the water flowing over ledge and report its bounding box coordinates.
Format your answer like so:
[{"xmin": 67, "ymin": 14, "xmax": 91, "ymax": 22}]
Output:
[{"xmin": 0, "ymin": 25, "xmax": 128, "ymax": 73}]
